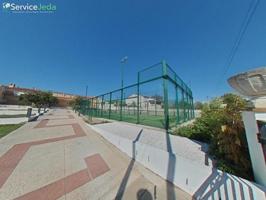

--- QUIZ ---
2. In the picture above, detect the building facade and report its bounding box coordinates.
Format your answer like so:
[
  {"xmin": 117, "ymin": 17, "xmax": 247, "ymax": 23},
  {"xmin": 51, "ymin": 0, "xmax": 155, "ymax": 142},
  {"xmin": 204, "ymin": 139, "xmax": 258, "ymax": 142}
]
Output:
[{"xmin": 0, "ymin": 84, "xmax": 86, "ymax": 107}]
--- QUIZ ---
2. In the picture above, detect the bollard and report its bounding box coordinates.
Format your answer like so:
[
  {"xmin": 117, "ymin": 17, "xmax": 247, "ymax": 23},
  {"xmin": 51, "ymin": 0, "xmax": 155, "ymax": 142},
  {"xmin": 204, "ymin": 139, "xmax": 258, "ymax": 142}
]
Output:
[{"xmin": 26, "ymin": 108, "xmax": 32, "ymax": 118}]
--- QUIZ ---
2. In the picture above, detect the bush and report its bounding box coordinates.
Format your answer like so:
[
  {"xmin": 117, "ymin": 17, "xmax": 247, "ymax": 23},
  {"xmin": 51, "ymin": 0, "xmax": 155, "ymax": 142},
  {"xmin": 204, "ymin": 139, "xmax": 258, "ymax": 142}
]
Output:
[
  {"xmin": 174, "ymin": 125, "xmax": 194, "ymax": 138},
  {"xmin": 172, "ymin": 93, "xmax": 254, "ymax": 180},
  {"xmin": 173, "ymin": 107, "xmax": 224, "ymax": 143}
]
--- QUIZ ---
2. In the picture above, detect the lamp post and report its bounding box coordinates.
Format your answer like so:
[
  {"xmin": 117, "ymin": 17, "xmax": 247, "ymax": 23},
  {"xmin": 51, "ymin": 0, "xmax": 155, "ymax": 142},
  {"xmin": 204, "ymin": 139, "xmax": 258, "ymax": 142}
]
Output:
[
  {"xmin": 120, "ymin": 56, "xmax": 128, "ymax": 89},
  {"xmin": 120, "ymin": 56, "xmax": 128, "ymax": 120}
]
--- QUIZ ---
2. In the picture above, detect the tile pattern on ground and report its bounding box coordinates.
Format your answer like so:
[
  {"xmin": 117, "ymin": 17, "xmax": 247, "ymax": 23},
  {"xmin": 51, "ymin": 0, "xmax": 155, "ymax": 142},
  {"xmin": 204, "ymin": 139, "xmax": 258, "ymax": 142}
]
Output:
[
  {"xmin": 14, "ymin": 154, "xmax": 109, "ymax": 200},
  {"xmin": 0, "ymin": 114, "xmax": 85, "ymax": 189}
]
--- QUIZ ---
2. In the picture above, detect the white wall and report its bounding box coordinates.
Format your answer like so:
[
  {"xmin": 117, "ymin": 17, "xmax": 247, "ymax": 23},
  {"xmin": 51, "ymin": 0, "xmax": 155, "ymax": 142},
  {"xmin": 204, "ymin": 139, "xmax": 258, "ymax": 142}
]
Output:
[
  {"xmin": 89, "ymin": 124, "xmax": 266, "ymax": 200},
  {"xmin": 0, "ymin": 105, "xmax": 46, "ymax": 124},
  {"xmin": 0, "ymin": 105, "xmax": 40, "ymax": 116},
  {"xmin": 0, "ymin": 117, "xmax": 28, "ymax": 125}
]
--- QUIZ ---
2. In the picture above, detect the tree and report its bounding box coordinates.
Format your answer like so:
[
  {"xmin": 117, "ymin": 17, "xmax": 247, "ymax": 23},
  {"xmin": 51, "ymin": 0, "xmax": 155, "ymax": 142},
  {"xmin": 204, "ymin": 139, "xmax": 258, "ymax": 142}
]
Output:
[
  {"xmin": 19, "ymin": 91, "xmax": 58, "ymax": 108},
  {"xmin": 40, "ymin": 92, "xmax": 58, "ymax": 107},
  {"xmin": 194, "ymin": 101, "xmax": 203, "ymax": 110},
  {"xmin": 211, "ymin": 93, "xmax": 252, "ymax": 179},
  {"xmin": 69, "ymin": 96, "xmax": 83, "ymax": 110}
]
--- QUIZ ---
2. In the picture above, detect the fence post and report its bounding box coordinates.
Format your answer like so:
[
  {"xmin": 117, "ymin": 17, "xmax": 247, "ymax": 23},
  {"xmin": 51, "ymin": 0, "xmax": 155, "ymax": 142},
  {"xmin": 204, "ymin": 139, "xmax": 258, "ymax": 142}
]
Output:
[
  {"xmin": 175, "ymin": 86, "xmax": 180, "ymax": 124},
  {"xmin": 88, "ymin": 99, "xmax": 91, "ymax": 121},
  {"xmin": 92, "ymin": 98, "xmax": 94, "ymax": 117},
  {"xmin": 185, "ymin": 92, "xmax": 188, "ymax": 120},
  {"xmin": 162, "ymin": 60, "xmax": 169, "ymax": 130},
  {"xmin": 85, "ymin": 100, "xmax": 88, "ymax": 115},
  {"xmin": 101, "ymin": 95, "xmax": 104, "ymax": 117},
  {"xmin": 109, "ymin": 93, "xmax": 112, "ymax": 119},
  {"xmin": 192, "ymin": 96, "xmax": 195, "ymax": 118},
  {"xmin": 187, "ymin": 93, "xmax": 190, "ymax": 120},
  {"xmin": 155, "ymin": 99, "xmax": 157, "ymax": 116},
  {"xmin": 182, "ymin": 90, "xmax": 185, "ymax": 122},
  {"xmin": 188, "ymin": 96, "xmax": 191, "ymax": 120},
  {"xmin": 120, "ymin": 89, "xmax": 123, "ymax": 121},
  {"xmin": 189, "ymin": 96, "xmax": 193, "ymax": 119},
  {"xmin": 137, "ymin": 72, "xmax": 140, "ymax": 124}
]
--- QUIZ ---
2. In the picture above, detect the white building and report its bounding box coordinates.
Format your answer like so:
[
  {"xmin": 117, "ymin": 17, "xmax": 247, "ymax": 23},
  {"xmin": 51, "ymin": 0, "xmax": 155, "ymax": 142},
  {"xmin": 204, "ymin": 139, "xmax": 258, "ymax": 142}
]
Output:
[{"xmin": 125, "ymin": 94, "xmax": 161, "ymax": 109}]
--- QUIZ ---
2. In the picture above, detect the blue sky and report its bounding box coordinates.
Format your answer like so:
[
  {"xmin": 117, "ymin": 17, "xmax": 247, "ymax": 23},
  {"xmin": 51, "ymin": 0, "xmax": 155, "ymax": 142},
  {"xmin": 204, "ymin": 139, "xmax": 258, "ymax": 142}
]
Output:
[{"xmin": 0, "ymin": 0, "xmax": 265, "ymax": 101}]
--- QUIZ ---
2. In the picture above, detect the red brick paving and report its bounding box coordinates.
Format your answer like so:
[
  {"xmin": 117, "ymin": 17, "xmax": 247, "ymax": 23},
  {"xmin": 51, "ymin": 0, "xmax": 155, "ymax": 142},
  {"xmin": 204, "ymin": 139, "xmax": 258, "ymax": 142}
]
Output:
[
  {"xmin": 0, "ymin": 144, "xmax": 30, "ymax": 188},
  {"xmin": 34, "ymin": 119, "xmax": 49, "ymax": 128},
  {"xmin": 47, "ymin": 115, "xmax": 74, "ymax": 120},
  {"xmin": 85, "ymin": 154, "xmax": 110, "ymax": 179},
  {"xmin": 0, "ymin": 117, "xmax": 86, "ymax": 188},
  {"xmin": 34, "ymin": 115, "xmax": 75, "ymax": 129},
  {"xmin": 0, "ymin": 113, "xmax": 112, "ymax": 199},
  {"xmin": 14, "ymin": 154, "xmax": 109, "ymax": 200}
]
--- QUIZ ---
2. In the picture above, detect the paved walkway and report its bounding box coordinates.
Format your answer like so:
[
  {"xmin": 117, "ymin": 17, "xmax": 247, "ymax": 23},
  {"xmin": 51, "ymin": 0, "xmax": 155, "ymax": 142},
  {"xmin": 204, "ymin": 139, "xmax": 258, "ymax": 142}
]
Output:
[{"xmin": 0, "ymin": 108, "xmax": 191, "ymax": 200}]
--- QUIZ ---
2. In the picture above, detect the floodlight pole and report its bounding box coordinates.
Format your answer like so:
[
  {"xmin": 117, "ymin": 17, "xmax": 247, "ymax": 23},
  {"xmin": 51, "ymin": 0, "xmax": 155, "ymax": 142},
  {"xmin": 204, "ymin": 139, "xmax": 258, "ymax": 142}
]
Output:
[
  {"xmin": 120, "ymin": 56, "xmax": 128, "ymax": 88},
  {"xmin": 120, "ymin": 56, "xmax": 128, "ymax": 121}
]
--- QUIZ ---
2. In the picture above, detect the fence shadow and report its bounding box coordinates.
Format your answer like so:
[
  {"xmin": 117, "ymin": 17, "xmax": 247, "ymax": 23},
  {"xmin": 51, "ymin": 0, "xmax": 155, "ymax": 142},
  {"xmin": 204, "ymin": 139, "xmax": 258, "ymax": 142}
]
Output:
[
  {"xmin": 115, "ymin": 129, "xmax": 143, "ymax": 200},
  {"xmin": 165, "ymin": 130, "xmax": 177, "ymax": 200},
  {"xmin": 192, "ymin": 168, "xmax": 258, "ymax": 200}
]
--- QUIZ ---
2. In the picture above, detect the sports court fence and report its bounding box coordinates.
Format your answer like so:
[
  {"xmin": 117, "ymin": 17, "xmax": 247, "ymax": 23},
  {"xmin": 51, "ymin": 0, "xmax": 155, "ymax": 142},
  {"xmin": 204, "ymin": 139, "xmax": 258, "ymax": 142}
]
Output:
[{"xmin": 78, "ymin": 60, "xmax": 194, "ymax": 130}]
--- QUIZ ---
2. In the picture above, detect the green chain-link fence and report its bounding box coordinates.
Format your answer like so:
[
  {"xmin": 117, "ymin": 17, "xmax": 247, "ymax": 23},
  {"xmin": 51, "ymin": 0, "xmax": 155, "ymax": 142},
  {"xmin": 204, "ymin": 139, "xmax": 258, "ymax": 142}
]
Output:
[{"xmin": 78, "ymin": 60, "xmax": 194, "ymax": 130}]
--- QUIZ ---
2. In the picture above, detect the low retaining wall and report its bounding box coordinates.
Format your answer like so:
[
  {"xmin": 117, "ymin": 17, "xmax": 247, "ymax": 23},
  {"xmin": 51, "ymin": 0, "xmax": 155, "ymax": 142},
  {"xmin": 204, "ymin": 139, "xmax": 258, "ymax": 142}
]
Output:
[
  {"xmin": 89, "ymin": 124, "xmax": 266, "ymax": 200},
  {"xmin": 0, "ymin": 107, "xmax": 48, "ymax": 124},
  {"xmin": 0, "ymin": 117, "xmax": 28, "ymax": 125}
]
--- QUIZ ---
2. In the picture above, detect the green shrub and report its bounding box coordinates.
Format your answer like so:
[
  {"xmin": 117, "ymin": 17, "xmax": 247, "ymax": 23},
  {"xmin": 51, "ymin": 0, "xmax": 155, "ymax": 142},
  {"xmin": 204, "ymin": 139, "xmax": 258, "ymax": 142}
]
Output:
[
  {"xmin": 173, "ymin": 125, "xmax": 194, "ymax": 138},
  {"xmin": 173, "ymin": 108, "xmax": 224, "ymax": 143},
  {"xmin": 172, "ymin": 93, "xmax": 254, "ymax": 180}
]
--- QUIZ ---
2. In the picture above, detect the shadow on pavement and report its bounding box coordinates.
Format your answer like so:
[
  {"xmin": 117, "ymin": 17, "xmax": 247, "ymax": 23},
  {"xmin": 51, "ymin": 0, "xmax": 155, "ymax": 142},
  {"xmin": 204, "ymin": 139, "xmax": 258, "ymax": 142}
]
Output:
[
  {"xmin": 192, "ymin": 168, "xmax": 256, "ymax": 200},
  {"xmin": 115, "ymin": 125, "xmax": 180, "ymax": 200},
  {"xmin": 115, "ymin": 129, "xmax": 143, "ymax": 200},
  {"xmin": 166, "ymin": 129, "xmax": 176, "ymax": 200}
]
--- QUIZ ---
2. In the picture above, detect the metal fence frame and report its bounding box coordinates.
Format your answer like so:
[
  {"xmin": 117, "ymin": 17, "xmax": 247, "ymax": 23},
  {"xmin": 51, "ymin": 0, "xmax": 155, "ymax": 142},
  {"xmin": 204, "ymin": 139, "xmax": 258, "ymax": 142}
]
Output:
[{"xmin": 78, "ymin": 60, "xmax": 194, "ymax": 130}]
